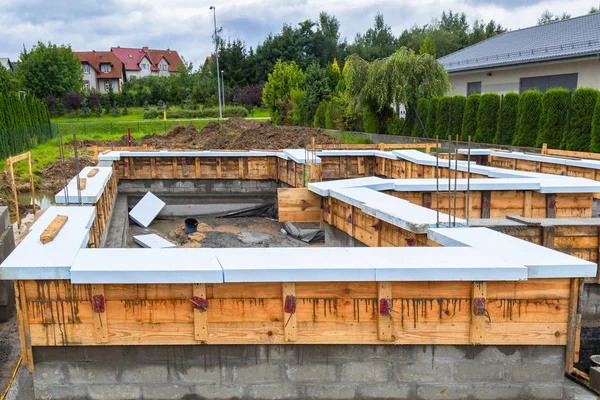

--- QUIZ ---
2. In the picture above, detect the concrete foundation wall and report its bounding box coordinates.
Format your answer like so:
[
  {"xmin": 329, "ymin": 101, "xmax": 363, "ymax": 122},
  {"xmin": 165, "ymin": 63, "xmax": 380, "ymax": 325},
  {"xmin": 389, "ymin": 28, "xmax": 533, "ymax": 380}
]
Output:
[
  {"xmin": 324, "ymin": 222, "xmax": 367, "ymax": 248},
  {"xmin": 31, "ymin": 344, "xmax": 565, "ymax": 400},
  {"xmin": 118, "ymin": 179, "xmax": 279, "ymax": 198},
  {"xmin": 0, "ymin": 207, "xmax": 15, "ymax": 321}
]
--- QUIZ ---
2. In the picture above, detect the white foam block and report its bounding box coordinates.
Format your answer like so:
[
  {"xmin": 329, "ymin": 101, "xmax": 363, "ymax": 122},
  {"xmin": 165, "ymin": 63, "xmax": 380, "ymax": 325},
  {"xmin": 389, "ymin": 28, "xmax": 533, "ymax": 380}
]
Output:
[
  {"xmin": 129, "ymin": 192, "xmax": 165, "ymax": 228},
  {"xmin": 133, "ymin": 234, "xmax": 176, "ymax": 249},
  {"xmin": 428, "ymin": 227, "xmax": 597, "ymax": 279},
  {"xmin": 70, "ymin": 249, "xmax": 223, "ymax": 284},
  {"xmin": 392, "ymin": 178, "xmax": 541, "ymax": 192},
  {"xmin": 216, "ymin": 248, "xmax": 376, "ymax": 282},
  {"xmin": 28, "ymin": 206, "xmax": 96, "ymax": 232},
  {"xmin": 55, "ymin": 166, "xmax": 112, "ymax": 204},
  {"xmin": 308, "ymin": 177, "xmax": 393, "ymax": 197},
  {"xmin": 283, "ymin": 149, "xmax": 321, "ymax": 164}
]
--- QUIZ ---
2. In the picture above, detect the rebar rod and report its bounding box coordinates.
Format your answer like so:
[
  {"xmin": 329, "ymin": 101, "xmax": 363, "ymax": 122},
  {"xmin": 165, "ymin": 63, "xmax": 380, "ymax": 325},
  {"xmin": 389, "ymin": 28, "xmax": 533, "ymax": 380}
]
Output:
[
  {"xmin": 466, "ymin": 135, "xmax": 472, "ymax": 226},
  {"xmin": 435, "ymin": 136, "xmax": 439, "ymax": 227},
  {"xmin": 447, "ymin": 135, "xmax": 451, "ymax": 228},
  {"xmin": 453, "ymin": 134, "xmax": 459, "ymax": 227}
]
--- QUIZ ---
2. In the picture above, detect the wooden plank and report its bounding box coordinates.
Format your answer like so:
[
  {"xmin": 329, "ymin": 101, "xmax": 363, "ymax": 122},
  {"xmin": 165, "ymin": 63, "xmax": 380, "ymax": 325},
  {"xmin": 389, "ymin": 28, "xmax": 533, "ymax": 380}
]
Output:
[
  {"xmin": 87, "ymin": 168, "xmax": 99, "ymax": 178},
  {"xmin": 358, "ymin": 156, "xmax": 365, "ymax": 175},
  {"xmin": 378, "ymin": 282, "xmax": 393, "ymax": 341},
  {"xmin": 172, "ymin": 158, "xmax": 178, "ymax": 178},
  {"xmin": 5, "ymin": 152, "xmax": 30, "ymax": 165},
  {"xmin": 277, "ymin": 188, "xmax": 321, "ymax": 222},
  {"xmin": 193, "ymin": 283, "xmax": 208, "ymax": 342},
  {"xmin": 523, "ymin": 191, "xmax": 533, "ymax": 218},
  {"xmin": 78, "ymin": 178, "xmax": 87, "ymax": 190},
  {"xmin": 150, "ymin": 158, "xmax": 157, "ymax": 179},
  {"xmin": 40, "ymin": 215, "xmax": 68, "ymax": 244},
  {"xmin": 481, "ymin": 191, "xmax": 491, "ymax": 218},
  {"xmin": 542, "ymin": 227, "xmax": 555, "ymax": 249},
  {"xmin": 91, "ymin": 284, "xmax": 109, "ymax": 343},
  {"xmin": 282, "ymin": 283, "xmax": 297, "ymax": 342},
  {"xmin": 8, "ymin": 159, "xmax": 20, "ymax": 228},
  {"xmin": 470, "ymin": 281, "xmax": 488, "ymax": 344},
  {"xmin": 195, "ymin": 157, "xmax": 200, "ymax": 178},
  {"xmin": 216, "ymin": 158, "xmax": 223, "ymax": 179},
  {"xmin": 129, "ymin": 157, "xmax": 135, "ymax": 177},
  {"xmin": 547, "ymin": 194, "xmax": 557, "ymax": 218},
  {"xmin": 566, "ymin": 278, "xmax": 581, "ymax": 373},
  {"xmin": 15, "ymin": 281, "xmax": 33, "ymax": 371}
]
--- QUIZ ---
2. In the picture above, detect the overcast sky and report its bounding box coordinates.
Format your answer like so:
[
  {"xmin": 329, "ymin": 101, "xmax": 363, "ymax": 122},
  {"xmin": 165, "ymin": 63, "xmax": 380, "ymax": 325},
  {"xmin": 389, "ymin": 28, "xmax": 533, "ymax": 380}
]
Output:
[{"xmin": 0, "ymin": 0, "xmax": 596, "ymax": 68}]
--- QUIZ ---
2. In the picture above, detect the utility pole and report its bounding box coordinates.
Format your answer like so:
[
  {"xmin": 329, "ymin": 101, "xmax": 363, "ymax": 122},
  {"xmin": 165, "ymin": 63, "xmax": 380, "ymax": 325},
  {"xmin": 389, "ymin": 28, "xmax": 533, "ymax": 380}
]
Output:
[
  {"xmin": 209, "ymin": 6, "xmax": 223, "ymax": 120},
  {"xmin": 221, "ymin": 70, "xmax": 225, "ymax": 108}
]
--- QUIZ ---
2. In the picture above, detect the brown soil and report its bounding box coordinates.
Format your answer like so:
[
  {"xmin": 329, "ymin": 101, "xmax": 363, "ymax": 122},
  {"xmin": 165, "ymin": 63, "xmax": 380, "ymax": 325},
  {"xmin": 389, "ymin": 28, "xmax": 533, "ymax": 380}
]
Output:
[
  {"xmin": 39, "ymin": 156, "xmax": 96, "ymax": 194},
  {"xmin": 169, "ymin": 225, "xmax": 207, "ymax": 248},
  {"xmin": 82, "ymin": 117, "xmax": 343, "ymax": 150},
  {"xmin": 0, "ymin": 172, "xmax": 31, "ymax": 219}
]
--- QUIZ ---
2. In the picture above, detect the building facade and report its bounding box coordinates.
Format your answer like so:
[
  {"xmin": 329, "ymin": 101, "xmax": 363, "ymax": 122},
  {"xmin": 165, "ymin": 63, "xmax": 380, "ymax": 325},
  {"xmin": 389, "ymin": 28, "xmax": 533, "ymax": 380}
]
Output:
[{"xmin": 439, "ymin": 13, "xmax": 600, "ymax": 96}]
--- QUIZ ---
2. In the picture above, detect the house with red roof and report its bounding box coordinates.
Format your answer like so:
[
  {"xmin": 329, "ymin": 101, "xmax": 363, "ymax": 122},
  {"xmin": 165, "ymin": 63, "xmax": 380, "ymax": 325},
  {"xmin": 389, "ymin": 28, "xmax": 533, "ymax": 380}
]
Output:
[
  {"xmin": 74, "ymin": 51, "xmax": 125, "ymax": 93},
  {"xmin": 110, "ymin": 46, "xmax": 183, "ymax": 80}
]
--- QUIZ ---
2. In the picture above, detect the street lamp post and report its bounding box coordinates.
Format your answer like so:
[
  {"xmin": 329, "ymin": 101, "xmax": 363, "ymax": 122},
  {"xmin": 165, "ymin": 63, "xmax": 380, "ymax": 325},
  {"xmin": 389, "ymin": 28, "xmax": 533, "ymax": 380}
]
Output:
[
  {"xmin": 209, "ymin": 6, "xmax": 223, "ymax": 121},
  {"xmin": 221, "ymin": 70, "xmax": 225, "ymax": 108}
]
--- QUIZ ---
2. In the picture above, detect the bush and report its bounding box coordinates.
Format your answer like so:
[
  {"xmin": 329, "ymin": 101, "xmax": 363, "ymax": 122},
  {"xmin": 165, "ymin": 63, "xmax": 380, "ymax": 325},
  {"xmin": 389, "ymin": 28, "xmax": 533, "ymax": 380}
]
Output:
[
  {"xmin": 143, "ymin": 106, "xmax": 249, "ymax": 119},
  {"xmin": 461, "ymin": 93, "xmax": 480, "ymax": 141},
  {"xmin": 513, "ymin": 90, "xmax": 543, "ymax": 147},
  {"xmin": 122, "ymin": 106, "xmax": 129, "ymax": 115},
  {"xmin": 565, "ymin": 88, "xmax": 598, "ymax": 151},
  {"xmin": 449, "ymin": 95, "xmax": 466, "ymax": 140},
  {"xmin": 313, "ymin": 101, "xmax": 327, "ymax": 128},
  {"xmin": 413, "ymin": 98, "xmax": 429, "ymax": 137},
  {"xmin": 325, "ymin": 102, "xmax": 334, "ymax": 129},
  {"xmin": 327, "ymin": 98, "xmax": 345, "ymax": 130},
  {"xmin": 363, "ymin": 105, "xmax": 379, "ymax": 133},
  {"xmin": 400, "ymin": 105, "xmax": 415, "ymax": 136},
  {"xmin": 435, "ymin": 96, "xmax": 451, "ymax": 138},
  {"xmin": 495, "ymin": 92, "xmax": 519, "ymax": 145},
  {"xmin": 111, "ymin": 106, "xmax": 121, "ymax": 117},
  {"xmin": 536, "ymin": 88, "xmax": 570, "ymax": 148},
  {"xmin": 387, "ymin": 117, "xmax": 404, "ymax": 135},
  {"xmin": 290, "ymin": 89, "xmax": 309, "ymax": 126},
  {"xmin": 474, "ymin": 93, "xmax": 500, "ymax": 144},
  {"xmin": 424, "ymin": 97, "xmax": 439, "ymax": 138},
  {"xmin": 590, "ymin": 94, "xmax": 600, "ymax": 153}
]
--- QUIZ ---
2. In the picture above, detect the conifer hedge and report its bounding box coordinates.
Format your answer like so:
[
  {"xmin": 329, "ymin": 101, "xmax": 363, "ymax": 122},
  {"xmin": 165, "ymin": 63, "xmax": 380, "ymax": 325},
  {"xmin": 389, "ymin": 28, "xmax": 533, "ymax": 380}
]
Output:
[
  {"xmin": 536, "ymin": 88, "xmax": 570, "ymax": 148},
  {"xmin": 413, "ymin": 98, "xmax": 429, "ymax": 137},
  {"xmin": 495, "ymin": 92, "xmax": 519, "ymax": 145},
  {"xmin": 0, "ymin": 93, "xmax": 52, "ymax": 160},
  {"xmin": 449, "ymin": 95, "xmax": 466, "ymax": 140},
  {"xmin": 435, "ymin": 96, "xmax": 451, "ymax": 138},
  {"xmin": 565, "ymin": 88, "xmax": 598, "ymax": 151},
  {"xmin": 313, "ymin": 101, "xmax": 327, "ymax": 129},
  {"xmin": 590, "ymin": 94, "xmax": 600, "ymax": 153},
  {"xmin": 513, "ymin": 90, "xmax": 542, "ymax": 147},
  {"xmin": 460, "ymin": 93, "xmax": 480, "ymax": 141},
  {"xmin": 425, "ymin": 97, "xmax": 439, "ymax": 138},
  {"xmin": 474, "ymin": 93, "xmax": 500, "ymax": 144}
]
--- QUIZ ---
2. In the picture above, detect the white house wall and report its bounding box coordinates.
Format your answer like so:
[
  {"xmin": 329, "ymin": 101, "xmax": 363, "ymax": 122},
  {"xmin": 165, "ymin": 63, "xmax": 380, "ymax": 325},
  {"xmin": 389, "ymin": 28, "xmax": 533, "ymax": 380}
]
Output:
[
  {"xmin": 448, "ymin": 57, "xmax": 600, "ymax": 96},
  {"xmin": 97, "ymin": 78, "xmax": 121, "ymax": 93},
  {"xmin": 82, "ymin": 66, "xmax": 97, "ymax": 91}
]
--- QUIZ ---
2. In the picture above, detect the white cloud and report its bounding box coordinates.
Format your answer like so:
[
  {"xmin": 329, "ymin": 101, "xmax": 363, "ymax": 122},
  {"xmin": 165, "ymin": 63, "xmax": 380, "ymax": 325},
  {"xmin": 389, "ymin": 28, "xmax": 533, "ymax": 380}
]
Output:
[{"xmin": 0, "ymin": 0, "xmax": 595, "ymax": 68}]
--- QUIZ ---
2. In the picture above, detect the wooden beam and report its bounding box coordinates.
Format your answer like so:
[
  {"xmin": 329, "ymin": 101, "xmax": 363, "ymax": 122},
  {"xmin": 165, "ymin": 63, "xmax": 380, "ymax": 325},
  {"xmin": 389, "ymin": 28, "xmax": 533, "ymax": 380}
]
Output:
[
  {"xmin": 40, "ymin": 215, "xmax": 68, "ymax": 244},
  {"xmin": 377, "ymin": 282, "xmax": 393, "ymax": 342},
  {"xmin": 27, "ymin": 152, "xmax": 35, "ymax": 215},
  {"xmin": 542, "ymin": 227, "xmax": 555, "ymax": 249},
  {"xmin": 5, "ymin": 152, "xmax": 30, "ymax": 165},
  {"xmin": 566, "ymin": 279, "xmax": 581, "ymax": 373},
  {"xmin": 523, "ymin": 191, "xmax": 533, "ymax": 218},
  {"xmin": 8, "ymin": 158, "xmax": 20, "ymax": 228},
  {"xmin": 481, "ymin": 191, "xmax": 491, "ymax": 219},
  {"xmin": 14, "ymin": 281, "xmax": 33, "ymax": 371},
  {"xmin": 87, "ymin": 168, "xmax": 99, "ymax": 178},
  {"xmin": 470, "ymin": 281, "xmax": 488, "ymax": 344},
  {"xmin": 195, "ymin": 157, "xmax": 201, "ymax": 179},
  {"xmin": 277, "ymin": 188, "xmax": 322, "ymax": 222},
  {"xmin": 172, "ymin": 157, "xmax": 178, "ymax": 178},
  {"xmin": 78, "ymin": 178, "xmax": 87, "ymax": 190},
  {"xmin": 547, "ymin": 194, "xmax": 557, "ymax": 218},
  {"xmin": 150, "ymin": 158, "xmax": 157, "ymax": 179},
  {"xmin": 216, "ymin": 158, "xmax": 223, "ymax": 179},
  {"xmin": 128, "ymin": 157, "xmax": 135, "ymax": 177},
  {"xmin": 193, "ymin": 283, "xmax": 208, "ymax": 342},
  {"xmin": 92, "ymin": 284, "xmax": 109, "ymax": 343},
  {"xmin": 282, "ymin": 283, "xmax": 297, "ymax": 342}
]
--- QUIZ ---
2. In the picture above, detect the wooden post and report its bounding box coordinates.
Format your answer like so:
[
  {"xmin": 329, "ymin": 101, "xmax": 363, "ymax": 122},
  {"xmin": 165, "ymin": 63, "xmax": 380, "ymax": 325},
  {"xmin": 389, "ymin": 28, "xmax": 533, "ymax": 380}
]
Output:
[
  {"xmin": 15, "ymin": 281, "xmax": 33, "ymax": 371},
  {"xmin": 193, "ymin": 283, "xmax": 208, "ymax": 342},
  {"xmin": 542, "ymin": 143, "xmax": 548, "ymax": 155},
  {"xmin": 378, "ymin": 282, "xmax": 393, "ymax": 342},
  {"xmin": 282, "ymin": 283, "xmax": 297, "ymax": 342},
  {"xmin": 92, "ymin": 284, "xmax": 109, "ymax": 343},
  {"xmin": 542, "ymin": 227, "xmax": 555, "ymax": 249},
  {"xmin": 546, "ymin": 194, "xmax": 557, "ymax": 218},
  {"xmin": 195, "ymin": 157, "xmax": 201, "ymax": 179},
  {"xmin": 470, "ymin": 281, "xmax": 488, "ymax": 344},
  {"xmin": 566, "ymin": 278, "xmax": 582, "ymax": 373},
  {"xmin": 28, "ymin": 152, "xmax": 36, "ymax": 215},
  {"xmin": 8, "ymin": 158, "xmax": 21, "ymax": 228},
  {"xmin": 481, "ymin": 191, "xmax": 491, "ymax": 219},
  {"xmin": 150, "ymin": 158, "xmax": 157, "ymax": 179},
  {"xmin": 523, "ymin": 191, "xmax": 533, "ymax": 218}
]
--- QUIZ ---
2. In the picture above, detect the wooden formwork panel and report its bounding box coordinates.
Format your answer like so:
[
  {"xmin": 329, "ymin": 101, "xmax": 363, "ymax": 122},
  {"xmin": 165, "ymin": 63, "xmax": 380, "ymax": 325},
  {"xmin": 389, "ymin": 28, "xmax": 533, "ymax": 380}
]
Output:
[
  {"xmin": 17, "ymin": 278, "xmax": 571, "ymax": 349},
  {"xmin": 277, "ymin": 188, "xmax": 321, "ymax": 222}
]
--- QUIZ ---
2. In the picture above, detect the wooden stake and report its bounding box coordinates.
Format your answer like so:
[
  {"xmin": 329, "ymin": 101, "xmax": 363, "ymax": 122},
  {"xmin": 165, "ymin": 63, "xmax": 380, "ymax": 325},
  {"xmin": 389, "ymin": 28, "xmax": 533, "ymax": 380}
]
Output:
[
  {"xmin": 87, "ymin": 168, "xmax": 99, "ymax": 178},
  {"xmin": 193, "ymin": 283, "xmax": 208, "ymax": 342},
  {"xmin": 8, "ymin": 158, "xmax": 20, "ymax": 228},
  {"xmin": 377, "ymin": 282, "xmax": 393, "ymax": 342},
  {"xmin": 470, "ymin": 281, "xmax": 488, "ymax": 344},
  {"xmin": 27, "ymin": 152, "xmax": 36, "ymax": 215},
  {"xmin": 40, "ymin": 215, "xmax": 68, "ymax": 244},
  {"xmin": 282, "ymin": 283, "xmax": 297, "ymax": 342}
]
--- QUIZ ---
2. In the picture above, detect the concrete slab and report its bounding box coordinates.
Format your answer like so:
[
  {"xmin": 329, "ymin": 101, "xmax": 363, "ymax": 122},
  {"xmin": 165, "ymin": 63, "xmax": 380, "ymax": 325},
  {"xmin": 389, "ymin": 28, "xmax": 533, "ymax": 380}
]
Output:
[
  {"xmin": 133, "ymin": 234, "xmax": 176, "ymax": 249},
  {"xmin": 129, "ymin": 192, "xmax": 165, "ymax": 228}
]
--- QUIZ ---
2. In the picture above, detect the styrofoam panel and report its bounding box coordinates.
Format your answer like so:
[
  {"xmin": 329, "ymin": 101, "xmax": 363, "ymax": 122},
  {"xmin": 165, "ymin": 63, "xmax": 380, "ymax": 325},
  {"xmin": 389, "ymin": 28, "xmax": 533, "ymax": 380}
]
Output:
[
  {"xmin": 70, "ymin": 249, "xmax": 223, "ymax": 284},
  {"xmin": 392, "ymin": 178, "xmax": 541, "ymax": 192},
  {"xmin": 308, "ymin": 177, "xmax": 392, "ymax": 197},
  {"xmin": 133, "ymin": 234, "xmax": 176, "ymax": 249},
  {"xmin": 457, "ymin": 149, "xmax": 492, "ymax": 156},
  {"xmin": 98, "ymin": 151, "xmax": 122, "ymax": 161},
  {"xmin": 129, "ymin": 192, "xmax": 166, "ymax": 228},
  {"xmin": 55, "ymin": 166, "xmax": 112, "ymax": 204},
  {"xmin": 216, "ymin": 248, "xmax": 376, "ymax": 282},
  {"xmin": 282, "ymin": 149, "xmax": 321, "ymax": 164},
  {"xmin": 428, "ymin": 227, "xmax": 597, "ymax": 279},
  {"xmin": 28, "ymin": 206, "xmax": 96, "ymax": 232}
]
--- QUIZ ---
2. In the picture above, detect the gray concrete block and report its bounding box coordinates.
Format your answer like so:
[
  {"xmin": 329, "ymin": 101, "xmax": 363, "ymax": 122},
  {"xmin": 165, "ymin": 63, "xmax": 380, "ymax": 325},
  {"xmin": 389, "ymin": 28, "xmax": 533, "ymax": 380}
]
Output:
[
  {"xmin": 194, "ymin": 384, "xmax": 244, "ymax": 400},
  {"xmin": 396, "ymin": 362, "xmax": 452, "ymax": 383},
  {"xmin": 67, "ymin": 363, "xmax": 118, "ymax": 385},
  {"xmin": 340, "ymin": 361, "xmax": 391, "ymax": 382},
  {"xmin": 33, "ymin": 362, "xmax": 68, "ymax": 387},
  {"xmin": 358, "ymin": 382, "xmax": 411, "ymax": 399},
  {"xmin": 468, "ymin": 384, "xmax": 522, "ymax": 399},
  {"xmin": 508, "ymin": 362, "xmax": 564, "ymax": 383},
  {"xmin": 33, "ymin": 385, "xmax": 88, "ymax": 400},
  {"xmin": 522, "ymin": 384, "xmax": 563, "ymax": 400},
  {"xmin": 416, "ymin": 384, "xmax": 471, "ymax": 400},
  {"xmin": 415, "ymin": 345, "xmax": 466, "ymax": 361},
  {"xmin": 0, "ymin": 225, "xmax": 15, "ymax": 263},
  {"xmin": 87, "ymin": 384, "xmax": 142, "ymax": 400},
  {"xmin": 34, "ymin": 347, "xmax": 87, "ymax": 363},
  {"xmin": 0, "ymin": 206, "xmax": 10, "ymax": 232},
  {"xmin": 246, "ymin": 383, "xmax": 302, "ymax": 399},
  {"xmin": 141, "ymin": 384, "xmax": 192, "ymax": 399},
  {"xmin": 305, "ymin": 384, "xmax": 357, "ymax": 399},
  {"xmin": 172, "ymin": 365, "xmax": 221, "ymax": 384},
  {"xmin": 517, "ymin": 346, "xmax": 564, "ymax": 361},
  {"xmin": 119, "ymin": 364, "xmax": 168, "ymax": 384},
  {"xmin": 285, "ymin": 363, "xmax": 337, "ymax": 382},
  {"xmin": 233, "ymin": 364, "xmax": 281, "ymax": 384},
  {"xmin": 453, "ymin": 361, "xmax": 505, "ymax": 382}
]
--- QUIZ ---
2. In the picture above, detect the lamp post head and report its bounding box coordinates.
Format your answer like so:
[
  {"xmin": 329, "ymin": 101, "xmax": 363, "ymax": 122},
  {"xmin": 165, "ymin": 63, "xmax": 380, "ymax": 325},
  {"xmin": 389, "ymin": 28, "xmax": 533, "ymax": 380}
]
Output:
[{"xmin": 209, "ymin": 6, "xmax": 214, "ymax": 10}]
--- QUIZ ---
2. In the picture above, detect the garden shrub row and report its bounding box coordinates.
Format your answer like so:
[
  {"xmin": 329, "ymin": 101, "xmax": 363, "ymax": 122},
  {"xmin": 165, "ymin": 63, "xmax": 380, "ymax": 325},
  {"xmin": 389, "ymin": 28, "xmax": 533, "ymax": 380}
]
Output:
[
  {"xmin": 0, "ymin": 93, "xmax": 52, "ymax": 160},
  {"xmin": 143, "ymin": 106, "xmax": 248, "ymax": 119}
]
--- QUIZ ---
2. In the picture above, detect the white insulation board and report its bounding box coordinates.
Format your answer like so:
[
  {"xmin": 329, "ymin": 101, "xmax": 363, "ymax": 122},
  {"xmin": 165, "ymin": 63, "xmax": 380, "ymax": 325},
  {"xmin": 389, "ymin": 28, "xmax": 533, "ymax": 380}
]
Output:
[
  {"xmin": 133, "ymin": 234, "xmax": 176, "ymax": 249},
  {"xmin": 55, "ymin": 166, "xmax": 112, "ymax": 204},
  {"xmin": 129, "ymin": 192, "xmax": 165, "ymax": 228}
]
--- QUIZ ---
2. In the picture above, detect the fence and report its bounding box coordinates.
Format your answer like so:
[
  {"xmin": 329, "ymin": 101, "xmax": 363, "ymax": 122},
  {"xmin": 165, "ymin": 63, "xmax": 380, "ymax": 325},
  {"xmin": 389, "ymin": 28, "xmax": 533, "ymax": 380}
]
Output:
[{"xmin": 0, "ymin": 123, "xmax": 56, "ymax": 160}]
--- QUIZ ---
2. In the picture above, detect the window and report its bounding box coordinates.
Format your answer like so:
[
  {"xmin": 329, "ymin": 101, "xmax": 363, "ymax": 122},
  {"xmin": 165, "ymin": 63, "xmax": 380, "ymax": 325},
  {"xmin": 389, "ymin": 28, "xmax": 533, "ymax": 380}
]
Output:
[
  {"xmin": 82, "ymin": 64, "xmax": 90, "ymax": 74},
  {"xmin": 141, "ymin": 63, "xmax": 148, "ymax": 70},
  {"xmin": 520, "ymin": 73, "xmax": 578, "ymax": 93},
  {"xmin": 101, "ymin": 64, "xmax": 111, "ymax": 73},
  {"xmin": 161, "ymin": 64, "xmax": 167, "ymax": 71},
  {"xmin": 104, "ymin": 80, "xmax": 112, "ymax": 91},
  {"xmin": 467, "ymin": 81, "xmax": 481, "ymax": 95}
]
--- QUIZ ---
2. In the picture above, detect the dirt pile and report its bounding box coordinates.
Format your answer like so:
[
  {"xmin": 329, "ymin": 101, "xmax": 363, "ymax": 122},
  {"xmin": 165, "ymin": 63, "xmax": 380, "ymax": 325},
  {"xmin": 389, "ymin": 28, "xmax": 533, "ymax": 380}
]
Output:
[
  {"xmin": 39, "ymin": 156, "xmax": 96, "ymax": 193},
  {"xmin": 0, "ymin": 172, "xmax": 30, "ymax": 218},
  {"xmin": 169, "ymin": 225, "xmax": 207, "ymax": 247}
]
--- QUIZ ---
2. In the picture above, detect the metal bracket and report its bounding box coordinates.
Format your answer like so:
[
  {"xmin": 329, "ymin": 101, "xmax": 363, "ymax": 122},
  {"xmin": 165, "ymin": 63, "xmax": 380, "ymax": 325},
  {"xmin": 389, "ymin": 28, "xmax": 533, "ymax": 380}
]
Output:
[
  {"xmin": 473, "ymin": 297, "xmax": 492, "ymax": 323},
  {"xmin": 380, "ymin": 298, "xmax": 392, "ymax": 317},
  {"xmin": 548, "ymin": 198, "xmax": 556, "ymax": 209},
  {"xmin": 371, "ymin": 222, "xmax": 380, "ymax": 231},
  {"xmin": 191, "ymin": 296, "xmax": 209, "ymax": 312},
  {"xmin": 346, "ymin": 213, "xmax": 353, "ymax": 224},
  {"xmin": 284, "ymin": 295, "xmax": 297, "ymax": 314},
  {"xmin": 405, "ymin": 237, "xmax": 416, "ymax": 247},
  {"xmin": 92, "ymin": 294, "xmax": 105, "ymax": 313}
]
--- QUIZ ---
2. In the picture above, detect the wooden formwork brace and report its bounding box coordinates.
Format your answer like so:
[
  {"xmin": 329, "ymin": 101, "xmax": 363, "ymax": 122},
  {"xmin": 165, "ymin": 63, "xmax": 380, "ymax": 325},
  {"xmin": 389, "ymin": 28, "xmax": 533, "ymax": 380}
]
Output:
[{"xmin": 6, "ymin": 151, "xmax": 36, "ymax": 228}]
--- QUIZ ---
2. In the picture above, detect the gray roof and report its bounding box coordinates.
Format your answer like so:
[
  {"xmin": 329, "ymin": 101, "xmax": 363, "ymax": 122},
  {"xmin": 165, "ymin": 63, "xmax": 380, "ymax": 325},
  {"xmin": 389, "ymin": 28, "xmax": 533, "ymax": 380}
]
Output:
[
  {"xmin": 439, "ymin": 13, "xmax": 600, "ymax": 73},
  {"xmin": 0, "ymin": 58, "xmax": 13, "ymax": 71}
]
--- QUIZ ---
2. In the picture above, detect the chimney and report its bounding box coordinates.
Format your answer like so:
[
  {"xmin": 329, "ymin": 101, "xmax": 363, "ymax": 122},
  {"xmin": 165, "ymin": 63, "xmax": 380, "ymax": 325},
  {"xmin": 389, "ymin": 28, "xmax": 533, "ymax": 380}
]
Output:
[{"xmin": 142, "ymin": 46, "xmax": 149, "ymax": 52}]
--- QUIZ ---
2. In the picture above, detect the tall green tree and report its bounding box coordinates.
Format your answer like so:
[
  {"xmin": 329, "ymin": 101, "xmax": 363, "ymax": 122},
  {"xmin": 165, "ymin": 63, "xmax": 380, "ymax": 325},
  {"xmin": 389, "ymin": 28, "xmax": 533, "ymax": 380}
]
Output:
[
  {"xmin": 435, "ymin": 96, "xmax": 451, "ymax": 138},
  {"xmin": 536, "ymin": 88, "xmax": 570, "ymax": 148},
  {"xmin": 590, "ymin": 94, "xmax": 600, "ymax": 153},
  {"xmin": 474, "ymin": 93, "xmax": 500, "ymax": 143},
  {"xmin": 262, "ymin": 60, "xmax": 305, "ymax": 124},
  {"xmin": 348, "ymin": 13, "xmax": 398, "ymax": 61},
  {"xmin": 495, "ymin": 93, "xmax": 519, "ymax": 145},
  {"xmin": 450, "ymin": 95, "xmax": 466, "ymax": 139},
  {"xmin": 425, "ymin": 97, "xmax": 439, "ymax": 138},
  {"xmin": 413, "ymin": 98, "xmax": 429, "ymax": 137},
  {"xmin": 419, "ymin": 36, "xmax": 436, "ymax": 57},
  {"xmin": 538, "ymin": 10, "xmax": 571, "ymax": 25},
  {"xmin": 18, "ymin": 41, "xmax": 83, "ymax": 98},
  {"xmin": 0, "ymin": 64, "xmax": 20, "ymax": 93},
  {"xmin": 513, "ymin": 90, "xmax": 543, "ymax": 147},
  {"xmin": 565, "ymin": 88, "xmax": 598, "ymax": 151},
  {"xmin": 461, "ymin": 93, "xmax": 480, "ymax": 141},
  {"xmin": 304, "ymin": 63, "xmax": 331, "ymax": 121}
]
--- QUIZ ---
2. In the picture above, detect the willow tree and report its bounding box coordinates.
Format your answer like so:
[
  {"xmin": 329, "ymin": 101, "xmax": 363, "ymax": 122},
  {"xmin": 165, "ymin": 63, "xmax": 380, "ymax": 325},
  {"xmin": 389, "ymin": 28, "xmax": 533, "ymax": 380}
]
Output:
[{"xmin": 345, "ymin": 48, "xmax": 449, "ymax": 134}]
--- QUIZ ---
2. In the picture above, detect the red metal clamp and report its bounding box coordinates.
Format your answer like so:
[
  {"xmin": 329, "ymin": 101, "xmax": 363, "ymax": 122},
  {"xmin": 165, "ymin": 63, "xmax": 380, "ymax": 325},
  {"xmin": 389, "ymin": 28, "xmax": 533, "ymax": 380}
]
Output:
[
  {"xmin": 548, "ymin": 198, "xmax": 556, "ymax": 209},
  {"xmin": 379, "ymin": 298, "xmax": 392, "ymax": 317},
  {"xmin": 92, "ymin": 294, "xmax": 105, "ymax": 313},
  {"xmin": 191, "ymin": 297, "xmax": 209, "ymax": 312},
  {"xmin": 346, "ymin": 213, "xmax": 353, "ymax": 224},
  {"xmin": 405, "ymin": 237, "xmax": 416, "ymax": 247},
  {"xmin": 473, "ymin": 297, "xmax": 486, "ymax": 316},
  {"xmin": 284, "ymin": 295, "xmax": 297, "ymax": 314}
]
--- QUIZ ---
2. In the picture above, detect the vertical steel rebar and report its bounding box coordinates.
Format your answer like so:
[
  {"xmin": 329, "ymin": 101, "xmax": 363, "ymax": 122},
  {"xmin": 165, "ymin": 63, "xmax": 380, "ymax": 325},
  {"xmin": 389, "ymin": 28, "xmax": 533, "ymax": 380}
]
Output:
[
  {"xmin": 453, "ymin": 134, "xmax": 459, "ymax": 227},
  {"xmin": 447, "ymin": 135, "xmax": 451, "ymax": 228},
  {"xmin": 466, "ymin": 135, "xmax": 472, "ymax": 226},
  {"xmin": 435, "ymin": 136, "xmax": 440, "ymax": 227},
  {"xmin": 73, "ymin": 131, "xmax": 82, "ymax": 205}
]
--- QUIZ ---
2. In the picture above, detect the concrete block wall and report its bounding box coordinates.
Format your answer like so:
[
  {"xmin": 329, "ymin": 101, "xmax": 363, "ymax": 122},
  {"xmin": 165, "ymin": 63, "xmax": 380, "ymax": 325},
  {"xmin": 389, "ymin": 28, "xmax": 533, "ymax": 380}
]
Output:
[
  {"xmin": 117, "ymin": 179, "xmax": 278, "ymax": 197},
  {"xmin": 32, "ymin": 344, "xmax": 565, "ymax": 400},
  {"xmin": 0, "ymin": 206, "xmax": 15, "ymax": 322}
]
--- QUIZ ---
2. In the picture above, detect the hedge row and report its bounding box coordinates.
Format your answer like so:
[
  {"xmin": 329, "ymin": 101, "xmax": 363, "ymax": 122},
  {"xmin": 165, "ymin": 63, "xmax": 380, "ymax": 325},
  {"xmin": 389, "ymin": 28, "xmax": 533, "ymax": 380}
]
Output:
[
  {"xmin": 413, "ymin": 88, "xmax": 600, "ymax": 151},
  {"xmin": 143, "ymin": 106, "xmax": 248, "ymax": 119},
  {"xmin": 0, "ymin": 93, "xmax": 53, "ymax": 160}
]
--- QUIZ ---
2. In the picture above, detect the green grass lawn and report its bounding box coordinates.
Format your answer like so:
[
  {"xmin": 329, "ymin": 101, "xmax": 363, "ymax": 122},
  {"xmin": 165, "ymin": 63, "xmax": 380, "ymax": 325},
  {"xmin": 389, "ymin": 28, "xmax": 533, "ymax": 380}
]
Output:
[{"xmin": 51, "ymin": 107, "xmax": 145, "ymax": 122}]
